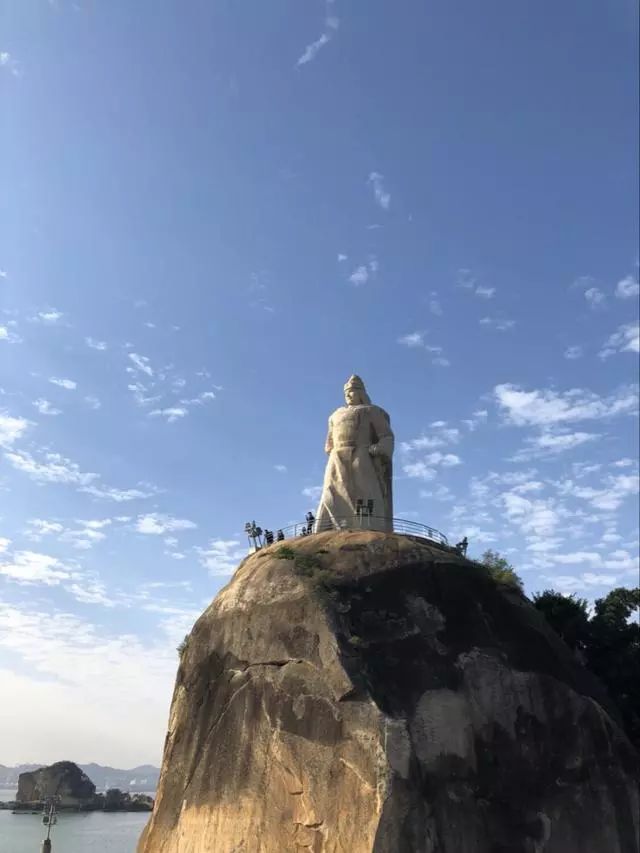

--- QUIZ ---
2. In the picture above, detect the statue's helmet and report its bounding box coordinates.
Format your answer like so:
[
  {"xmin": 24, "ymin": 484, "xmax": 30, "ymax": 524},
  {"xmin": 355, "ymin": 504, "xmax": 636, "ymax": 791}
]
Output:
[{"xmin": 344, "ymin": 375, "xmax": 371, "ymax": 404}]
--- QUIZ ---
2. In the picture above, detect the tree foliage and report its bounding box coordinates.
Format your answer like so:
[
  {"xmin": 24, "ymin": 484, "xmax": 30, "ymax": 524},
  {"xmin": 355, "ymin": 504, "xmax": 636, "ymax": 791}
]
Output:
[
  {"xmin": 534, "ymin": 586, "xmax": 640, "ymax": 750},
  {"xmin": 480, "ymin": 550, "xmax": 524, "ymax": 591}
]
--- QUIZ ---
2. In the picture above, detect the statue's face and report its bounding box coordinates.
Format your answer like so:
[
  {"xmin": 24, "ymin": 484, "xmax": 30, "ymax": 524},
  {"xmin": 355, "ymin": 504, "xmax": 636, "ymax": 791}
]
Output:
[{"xmin": 345, "ymin": 387, "xmax": 362, "ymax": 406}]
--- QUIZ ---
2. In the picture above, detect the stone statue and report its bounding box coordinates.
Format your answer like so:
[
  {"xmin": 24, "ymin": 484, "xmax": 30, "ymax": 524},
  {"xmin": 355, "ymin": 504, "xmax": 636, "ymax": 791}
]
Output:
[{"xmin": 315, "ymin": 375, "xmax": 394, "ymax": 532}]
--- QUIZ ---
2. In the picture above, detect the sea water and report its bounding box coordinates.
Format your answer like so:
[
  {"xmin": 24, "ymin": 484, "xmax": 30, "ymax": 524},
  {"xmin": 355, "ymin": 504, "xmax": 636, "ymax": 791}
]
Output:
[{"xmin": 0, "ymin": 790, "xmax": 148, "ymax": 853}]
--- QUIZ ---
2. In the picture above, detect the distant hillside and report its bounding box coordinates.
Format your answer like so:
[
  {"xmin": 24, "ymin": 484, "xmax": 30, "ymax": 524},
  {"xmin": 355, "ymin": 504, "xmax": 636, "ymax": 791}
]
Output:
[{"xmin": 0, "ymin": 762, "xmax": 159, "ymax": 792}]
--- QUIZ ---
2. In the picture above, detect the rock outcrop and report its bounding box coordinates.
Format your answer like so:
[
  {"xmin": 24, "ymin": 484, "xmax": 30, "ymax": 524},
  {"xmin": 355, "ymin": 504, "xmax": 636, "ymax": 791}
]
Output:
[
  {"xmin": 17, "ymin": 761, "xmax": 96, "ymax": 807},
  {"xmin": 139, "ymin": 531, "xmax": 639, "ymax": 853}
]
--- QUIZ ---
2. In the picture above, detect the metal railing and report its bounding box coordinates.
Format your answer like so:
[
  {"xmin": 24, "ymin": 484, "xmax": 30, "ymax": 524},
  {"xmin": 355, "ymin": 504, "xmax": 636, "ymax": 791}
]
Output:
[{"xmin": 254, "ymin": 516, "xmax": 449, "ymax": 548}]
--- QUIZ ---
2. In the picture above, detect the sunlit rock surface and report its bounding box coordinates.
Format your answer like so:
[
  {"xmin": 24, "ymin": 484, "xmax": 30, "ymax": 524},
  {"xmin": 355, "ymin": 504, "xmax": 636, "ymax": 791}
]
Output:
[{"xmin": 139, "ymin": 531, "xmax": 639, "ymax": 853}]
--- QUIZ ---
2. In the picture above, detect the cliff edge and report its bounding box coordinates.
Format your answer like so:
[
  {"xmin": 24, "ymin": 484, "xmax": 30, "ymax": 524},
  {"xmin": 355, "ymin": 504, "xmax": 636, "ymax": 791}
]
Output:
[{"xmin": 139, "ymin": 531, "xmax": 639, "ymax": 853}]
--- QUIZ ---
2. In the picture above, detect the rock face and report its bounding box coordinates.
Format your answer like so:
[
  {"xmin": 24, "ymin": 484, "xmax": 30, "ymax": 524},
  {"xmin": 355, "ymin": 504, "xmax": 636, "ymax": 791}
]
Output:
[
  {"xmin": 17, "ymin": 761, "xmax": 96, "ymax": 806},
  {"xmin": 139, "ymin": 532, "xmax": 639, "ymax": 853}
]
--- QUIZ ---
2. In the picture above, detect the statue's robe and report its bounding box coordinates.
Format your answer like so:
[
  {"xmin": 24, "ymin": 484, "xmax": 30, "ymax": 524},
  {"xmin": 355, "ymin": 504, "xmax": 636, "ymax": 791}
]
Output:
[{"xmin": 315, "ymin": 404, "xmax": 394, "ymax": 533}]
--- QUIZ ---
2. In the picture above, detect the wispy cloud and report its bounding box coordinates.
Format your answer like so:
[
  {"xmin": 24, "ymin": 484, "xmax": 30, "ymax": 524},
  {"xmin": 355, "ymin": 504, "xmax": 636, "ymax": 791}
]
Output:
[
  {"xmin": 135, "ymin": 513, "xmax": 197, "ymax": 535},
  {"xmin": 33, "ymin": 399, "xmax": 62, "ymax": 416},
  {"xmin": 615, "ymin": 275, "xmax": 640, "ymax": 299},
  {"xmin": 85, "ymin": 337, "xmax": 107, "ymax": 351},
  {"xmin": 584, "ymin": 287, "xmax": 606, "ymax": 309},
  {"xmin": 149, "ymin": 407, "xmax": 188, "ymax": 423},
  {"xmin": 428, "ymin": 293, "xmax": 443, "ymax": 316},
  {"xmin": 348, "ymin": 263, "xmax": 371, "ymax": 286},
  {"xmin": 296, "ymin": 5, "xmax": 339, "ymax": 67},
  {"xmin": 599, "ymin": 324, "xmax": 639, "ymax": 359},
  {"xmin": 475, "ymin": 286, "xmax": 496, "ymax": 299},
  {"xmin": 302, "ymin": 485, "xmax": 322, "ymax": 500},
  {"xmin": 49, "ymin": 377, "xmax": 77, "ymax": 390},
  {"xmin": 0, "ymin": 51, "xmax": 21, "ymax": 78},
  {"xmin": 510, "ymin": 429, "xmax": 600, "ymax": 461},
  {"xmin": 32, "ymin": 309, "xmax": 64, "ymax": 324},
  {"xmin": 397, "ymin": 331, "xmax": 450, "ymax": 366},
  {"xmin": 195, "ymin": 539, "xmax": 246, "ymax": 575},
  {"xmin": 128, "ymin": 353, "xmax": 153, "ymax": 377},
  {"xmin": 274, "ymin": 464, "xmax": 288, "ymax": 473},
  {"xmin": 479, "ymin": 316, "xmax": 515, "ymax": 331},
  {"xmin": 0, "ymin": 550, "xmax": 71, "ymax": 586},
  {"xmin": 564, "ymin": 345, "xmax": 583, "ymax": 360},
  {"xmin": 0, "ymin": 413, "xmax": 30, "ymax": 447},
  {"xmin": 0, "ymin": 324, "xmax": 22, "ymax": 344},
  {"xmin": 494, "ymin": 383, "xmax": 638, "ymax": 426},
  {"xmin": 367, "ymin": 172, "xmax": 390, "ymax": 211}
]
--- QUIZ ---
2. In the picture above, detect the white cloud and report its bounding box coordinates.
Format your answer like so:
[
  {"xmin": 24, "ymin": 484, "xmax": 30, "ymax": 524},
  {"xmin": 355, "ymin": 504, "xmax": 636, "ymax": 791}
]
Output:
[
  {"xmin": 33, "ymin": 399, "xmax": 62, "ymax": 416},
  {"xmin": 0, "ymin": 51, "xmax": 21, "ymax": 77},
  {"xmin": 557, "ymin": 473, "xmax": 639, "ymax": 512},
  {"xmin": 179, "ymin": 391, "xmax": 216, "ymax": 407},
  {"xmin": 82, "ymin": 484, "xmax": 155, "ymax": 502},
  {"xmin": 475, "ymin": 286, "xmax": 496, "ymax": 299},
  {"xmin": 85, "ymin": 337, "xmax": 107, "ymax": 351},
  {"xmin": 584, "ymin": 287, "xmax": 606, "ymax": 309},
  {"xmin": 511, "ymin": 430, "xmax": 600, "ymax": 461},
  {"xmin": 615, "ymin": 275, "xmax": 639, "ymax": 300},
  {"xmin": 149, "ymin": 407, "xmax": 188, "ymax": 423},
  {"xmin": 612, "ymin": 458, "xmax": 634, "ymax": 468},
  {"xmin": 428, "ymin": 294, "xmax": 443, "ymax": 316},
  {"xmin": 479, "ymin": 316, "xmax": 515, "ymax": 331},
  {"xmin": 297, "ymin": 32, "xmax": 330, "ymax": 66},
  {"xmin": 84, "ymin": 395, "xmax": 102, "ymax": 410},
  {"xmin": 401, "ymin": 425, "xmax": 460, "ymax": 452},
  {"xmin": 456, "ymin": 268, "xmax": 476, "ymax": 289},
  {"xmin": 494, "ymin": 383, "xmax": 638, "ymax": 426},
  {"xmin": 49, "ymin": 377, "xmax": 77, "ymax": 390},
  {"xmin": 367, "ymin": 172, "xmax": 391, "ymax": 211},
  {"xmin": 33, "ymin": 309, "xmax": 64, "ymax": 324},
  {"xmin": 128, "ymin": 352, "xmax": 153, "ymax": 377},
  {"xmin": 502, "ymin": 492, "xmax": 563, "ymax": 537},
  {"xmin": 424, "ymin": 452, "xmax": 461, "ymax": 467},
  {"xmin": 135, "ymin": 513, "xmax": 197, "ymax": 535},
  {"xmin": 337, "ymin": 253, "xmax": 348, "ymax": 262},
  {"xmin": 564, "ymin": 345, "xmax": 583, "ymax": 360},
  {"xmin": 0, "ymin": 413, "xmax": 30, "ymax": 447},
  {"xmin": 0, "ymin": 550, "xmax": 71, "ymax": 586},
  {"xmin": 398, "ymin": 331, "xmax": 424, "ymax": 348},
  {"xmin": 0, "ymin": 325, "xmax": 22, "ymax": 343},
  {"xmin": 348, "ymin": 265, "xmax": 369, "ymax": 286},
  {"xmin": 26, "ymin": 519, "xmax": 65, "ymax": 539},
  {"xmin": 196, "ymin": 539, "xmax": 246, "ymax": 576},
  {"xmin": 302, "ymin": 485, "xmax": 322, "ymax": 500},
  {"xmin": 403, "ymin": 462, "xmax": 436, "ymax": 481},
  {"xmin": 599, "ymin": 324, "xmax": 639, "ymax": 359},
  {"xmin": 5, "ymin": 449, "xmax": 98, "ymax": 486},
  {"xmin": 544, "ymin": 573, "xmax": 618, "ymax": 592},
  {"xmin": 274, "ymin": 464, "xmax": 287, "ymax": 473}
]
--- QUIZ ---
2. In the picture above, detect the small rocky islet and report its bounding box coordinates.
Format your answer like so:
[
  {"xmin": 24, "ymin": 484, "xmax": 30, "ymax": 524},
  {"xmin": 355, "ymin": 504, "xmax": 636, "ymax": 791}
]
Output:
[{"xmin": 1, "ymin": 760, "xmax": 153, "ymax": 812}]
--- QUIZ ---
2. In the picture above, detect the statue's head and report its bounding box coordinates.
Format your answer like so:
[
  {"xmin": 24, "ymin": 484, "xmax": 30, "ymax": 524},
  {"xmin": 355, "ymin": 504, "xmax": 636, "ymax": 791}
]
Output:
[{"xmin": 344, "ymin": 375, "xmax": 371, "ymax": 406}]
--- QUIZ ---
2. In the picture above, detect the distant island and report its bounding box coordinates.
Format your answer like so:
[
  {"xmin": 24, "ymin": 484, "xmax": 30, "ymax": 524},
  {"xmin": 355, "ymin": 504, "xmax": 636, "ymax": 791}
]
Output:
[
  {"xmin": 0, "ymin": 761, "xmax": 154, "ymax": 813},
  {"xmin": 0, "ymin": 760, "xmax": 159, "ymax": 792}
]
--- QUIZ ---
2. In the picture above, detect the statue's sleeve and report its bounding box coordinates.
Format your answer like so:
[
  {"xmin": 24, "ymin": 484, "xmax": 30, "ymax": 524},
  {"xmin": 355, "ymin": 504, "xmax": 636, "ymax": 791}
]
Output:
[
  {"xmin": 372, "ymin": 408, "xmax": 394, "ymax": 458},
  {"xmin": 324, "ymin": 416, "xmax": 334, "ymax": 454}
]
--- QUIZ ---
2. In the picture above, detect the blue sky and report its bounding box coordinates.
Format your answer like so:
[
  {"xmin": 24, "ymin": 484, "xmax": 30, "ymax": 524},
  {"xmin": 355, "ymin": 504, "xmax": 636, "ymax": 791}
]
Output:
[{"xmin": 1, "ymin": 0, "xmax": 638, "ymax": 767}]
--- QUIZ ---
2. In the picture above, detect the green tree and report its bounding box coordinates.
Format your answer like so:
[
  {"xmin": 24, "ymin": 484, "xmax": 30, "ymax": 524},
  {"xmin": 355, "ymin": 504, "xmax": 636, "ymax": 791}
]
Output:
[
  {"xmin": 534, "ymin": 586, "xmax": 640, "ymax": 750},
  {"xmin": 480, "ymin": 549, "xmax": 523, "ymax": 591},
  {"xmin": 104, "ymin": 788, "xmax": 127, "ymax": 810},
  {"xmin": 532, "ymin": 590, "xmax": 590, "ymax": 651}
]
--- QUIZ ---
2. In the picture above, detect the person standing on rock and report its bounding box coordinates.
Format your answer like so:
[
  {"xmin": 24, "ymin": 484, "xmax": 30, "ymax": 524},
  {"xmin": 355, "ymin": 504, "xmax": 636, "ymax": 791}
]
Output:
[{"xmin": 315, "ymin": 375, "xmax": 394, "ymax": 533}]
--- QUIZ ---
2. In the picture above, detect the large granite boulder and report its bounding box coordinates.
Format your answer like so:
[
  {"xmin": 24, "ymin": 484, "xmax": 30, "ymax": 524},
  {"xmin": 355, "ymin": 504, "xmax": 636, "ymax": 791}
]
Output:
[
  {"xmin": 17, "ymin": 760, "xmax": 96, "ymax": 807},
  {"xmin": 139, "ymin": 531, "xmax": 639, "ymax": 853}
]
